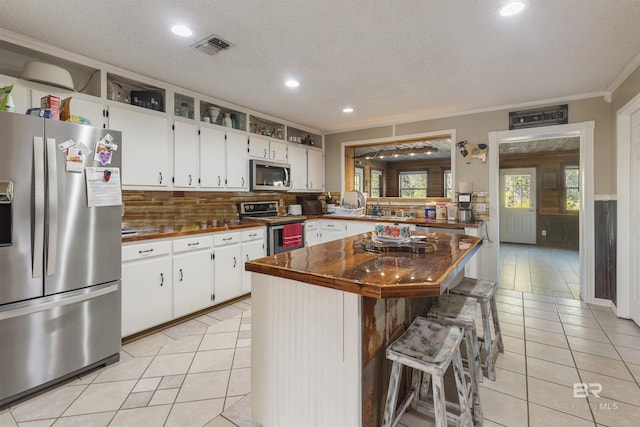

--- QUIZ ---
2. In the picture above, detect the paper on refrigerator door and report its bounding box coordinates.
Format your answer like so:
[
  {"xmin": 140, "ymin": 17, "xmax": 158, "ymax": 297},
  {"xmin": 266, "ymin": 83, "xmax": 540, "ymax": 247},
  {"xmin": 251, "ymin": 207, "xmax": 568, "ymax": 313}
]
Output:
[{"xmin": 85, "ymin": 167, "xmax": 122, "ymax": 207}]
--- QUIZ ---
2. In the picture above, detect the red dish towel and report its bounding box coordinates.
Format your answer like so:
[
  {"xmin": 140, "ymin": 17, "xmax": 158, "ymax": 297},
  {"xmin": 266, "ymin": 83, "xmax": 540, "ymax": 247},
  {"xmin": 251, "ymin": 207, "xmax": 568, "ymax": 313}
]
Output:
[{"xmin": 283, "ymin": 223, "xmax": 303, "ymax": 248}]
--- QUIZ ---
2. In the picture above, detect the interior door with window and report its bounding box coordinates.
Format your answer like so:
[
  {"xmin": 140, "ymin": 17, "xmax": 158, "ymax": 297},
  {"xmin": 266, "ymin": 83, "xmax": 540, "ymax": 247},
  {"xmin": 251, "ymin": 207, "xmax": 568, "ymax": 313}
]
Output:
[{"xmin": 500, "ymin": 168, "xmax": 536, "ymax": 244}]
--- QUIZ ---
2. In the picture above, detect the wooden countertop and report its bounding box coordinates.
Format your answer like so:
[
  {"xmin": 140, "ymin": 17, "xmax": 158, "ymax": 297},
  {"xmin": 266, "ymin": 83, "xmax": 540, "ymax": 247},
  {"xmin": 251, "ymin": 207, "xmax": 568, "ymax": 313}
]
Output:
[
  {"xmin": 305, "ymin": 214, "xmax": 482, "ymax": 228},
  {"xmin": 122, "ymin": 221, "xmax": 264, "ymax": 243},
  {"xmin": 122, "ymin": 215, "xmax": 481, "ymax": 243},
  {"xmin": 245, "ymin": 232, "xmax": 482, "ymax": 299}
]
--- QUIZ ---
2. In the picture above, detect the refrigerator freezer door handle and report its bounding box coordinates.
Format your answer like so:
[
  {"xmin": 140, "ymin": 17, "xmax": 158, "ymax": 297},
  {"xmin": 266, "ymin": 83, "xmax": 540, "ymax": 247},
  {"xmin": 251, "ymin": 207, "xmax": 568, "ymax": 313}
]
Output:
[
  {"xmin": 0, "ymin": 283, "xmax": 118, "ymax": 321},
  {"xmin": 33, "ymin": 137, "xmax": 45, "ymax": 278},
  {"xmin": 46, "ymin": 138, "xmax": 58, "ymax": 276}
]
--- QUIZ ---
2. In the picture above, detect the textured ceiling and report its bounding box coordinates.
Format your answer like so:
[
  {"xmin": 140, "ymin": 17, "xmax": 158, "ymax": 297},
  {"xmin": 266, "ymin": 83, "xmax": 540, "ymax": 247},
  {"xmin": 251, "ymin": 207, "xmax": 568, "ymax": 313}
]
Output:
[{"xmin": 1, "ymin": 0, "xmax": 640, "ymax": 132}]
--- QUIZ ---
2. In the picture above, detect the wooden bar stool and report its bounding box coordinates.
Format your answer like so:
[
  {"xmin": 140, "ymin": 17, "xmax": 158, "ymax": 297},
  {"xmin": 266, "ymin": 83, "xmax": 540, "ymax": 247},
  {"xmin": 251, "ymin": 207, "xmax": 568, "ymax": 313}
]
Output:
[
  {"xmin": 383, "ymin": 317, "xmax": 473, "ymax": 427},
  {"xmin": 427, "ymin": 293, "xmax": 483, "ymax": 425},
  {"xmin": 450, "ymin": 278, "xmax": 504, "ymax": 381}
]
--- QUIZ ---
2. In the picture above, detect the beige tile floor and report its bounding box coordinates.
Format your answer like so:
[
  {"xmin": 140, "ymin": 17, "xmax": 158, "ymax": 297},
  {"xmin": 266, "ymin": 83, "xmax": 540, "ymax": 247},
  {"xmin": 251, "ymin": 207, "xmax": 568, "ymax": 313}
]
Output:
[
  {"xmin": 2, "ymin": 243, "xmax": 639, "ymax": 426},
  {"xmin": 499, "ymin": 243, "xmax": 581, "ymax": 299},
  {"xmin": 0, "ymin": 300, "xmax": 252, "ymax": 427},
  {"xmin": 398, "ymin": 288, "xmax": 640, "ymax": 427}
]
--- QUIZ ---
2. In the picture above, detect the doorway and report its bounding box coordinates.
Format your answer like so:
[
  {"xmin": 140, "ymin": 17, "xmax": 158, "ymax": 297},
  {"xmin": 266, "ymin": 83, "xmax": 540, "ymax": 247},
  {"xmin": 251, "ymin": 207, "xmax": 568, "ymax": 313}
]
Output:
[
  {"xmin": 500, "ymin": 168, "xmax": 537, "ymax": 244},
  {"xmin": 616, "ymin": 92, "xmax": 640, "ymax": 323},
  {"xmin": 489, "ymin": 122, "xmax": 595, "ymax": 303}
]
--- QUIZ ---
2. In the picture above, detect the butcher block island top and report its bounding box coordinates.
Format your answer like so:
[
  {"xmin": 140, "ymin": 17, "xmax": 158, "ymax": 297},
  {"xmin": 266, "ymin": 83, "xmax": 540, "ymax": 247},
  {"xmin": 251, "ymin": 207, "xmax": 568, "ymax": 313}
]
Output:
[{"xmin": 245, "ymin": 231, "xmax": 482, "ymax": 298}]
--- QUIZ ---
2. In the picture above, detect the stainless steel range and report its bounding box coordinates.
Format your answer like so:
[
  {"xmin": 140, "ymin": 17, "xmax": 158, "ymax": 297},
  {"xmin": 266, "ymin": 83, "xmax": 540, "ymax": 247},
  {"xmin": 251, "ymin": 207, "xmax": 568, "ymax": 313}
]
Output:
[{"xmin": 239, "ymin": 201, "xmax": 306, "ymax": 255}]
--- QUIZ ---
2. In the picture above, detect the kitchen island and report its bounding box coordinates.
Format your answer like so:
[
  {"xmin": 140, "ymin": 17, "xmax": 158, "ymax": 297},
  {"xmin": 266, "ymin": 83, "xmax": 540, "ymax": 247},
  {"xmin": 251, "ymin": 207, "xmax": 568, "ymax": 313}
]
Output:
[{"xmin": 245, "ymin": 231, "xmax": 482, "ymax": 427}]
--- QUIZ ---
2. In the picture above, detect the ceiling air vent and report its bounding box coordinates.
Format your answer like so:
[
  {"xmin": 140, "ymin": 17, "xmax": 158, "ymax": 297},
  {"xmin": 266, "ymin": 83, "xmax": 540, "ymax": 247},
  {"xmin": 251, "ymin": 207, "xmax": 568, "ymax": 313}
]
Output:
[{"xmin": 192, "ymin": 34, "xmax": 234, "ymax": 56}]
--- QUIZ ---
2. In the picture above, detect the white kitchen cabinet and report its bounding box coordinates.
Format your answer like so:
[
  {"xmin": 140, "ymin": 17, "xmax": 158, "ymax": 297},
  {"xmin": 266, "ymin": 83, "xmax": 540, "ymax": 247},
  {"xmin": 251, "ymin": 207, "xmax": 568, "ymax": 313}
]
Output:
[
  {"xmin": 345, "ymin": 220, "xmax": 377, "ymax": 237},
  {"xmin": 241, "ymin": 228, "xmax": 266, "ymax": 294},
  {"xmin": 305, "ymin": 220, "xmax": 322, "ymax": 247},
  {"xmin": 199, "ymin": 126, "xmax": 227, "ymax": 189},
  {"xmin": 270, "ymin": 139, "xmax": 288, "ymax": 162},
  {"xmin": 30, "ymin": 88, "xmax": 105, "ymax": 128},
  {"xmin": 320, "ymin": 220, "xmax": 347, "ymax": 243},
  {"xmin": 173, "ymin": 120, "xmax": 199, "ymax": 188},
  {"xmin": 173, "ymin": 236, "xmax": 214, "ymax": 318},
  {"xmin": 214, "ymin": 232, "xmax": 242, "ymax": 303},
  {"xmin": 248, "ymin": 135, "xmax": 287, "ymax": 162},
  {"xmin": 226, "ymin": 130, "xmax": 249, "ymax": 190},
  {"xmin": 307, "ymin": 148, "xmax": 324, "ymax": 191},
  {"xmin": 109, "ymin": 105, "xmax": 169, "ymax": 187},
  {"xmin": 248, "ymin": 135, "xmax": 269, "ymax": 159},
  {"xmin": 121, "ymin": 241, "xmax": 173, "ymax": 337},
  {"xmin": 288, "ymin": 144, "xmax": 308, "ymax": 191}
]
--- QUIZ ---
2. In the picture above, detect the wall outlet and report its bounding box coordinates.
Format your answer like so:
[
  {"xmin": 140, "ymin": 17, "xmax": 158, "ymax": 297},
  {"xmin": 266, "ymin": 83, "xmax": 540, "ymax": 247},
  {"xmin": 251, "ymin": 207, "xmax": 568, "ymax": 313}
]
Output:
[
  {"xmin": 476, "ymin": 203, "xmax": 487, "ymax": 213},
  {"xmin": 541, "ymin": 230, "xmax": 547, "ymax": 236}
]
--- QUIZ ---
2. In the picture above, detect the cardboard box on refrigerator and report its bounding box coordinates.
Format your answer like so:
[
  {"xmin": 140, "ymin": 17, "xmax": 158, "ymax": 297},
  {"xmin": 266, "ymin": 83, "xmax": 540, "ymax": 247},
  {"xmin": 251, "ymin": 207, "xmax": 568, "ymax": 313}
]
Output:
[{"xmin": 41, "ymin": 95, "xmax": 60, "ymax": 120}]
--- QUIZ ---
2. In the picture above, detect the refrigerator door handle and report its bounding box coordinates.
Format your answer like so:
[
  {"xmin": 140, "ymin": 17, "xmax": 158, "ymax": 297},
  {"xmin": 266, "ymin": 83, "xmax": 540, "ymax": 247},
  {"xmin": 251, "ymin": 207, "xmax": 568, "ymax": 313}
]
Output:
[
  {"xmin": 0, "ymin": 283, "xmax": 118, "ymax": 321},
  {"xmin": 33, "ymin": 136, "xmax": 45, "ymax": 279},
  {"xmin": 46, "ymin": 138, "xmax": 58, "ymax": 276}
]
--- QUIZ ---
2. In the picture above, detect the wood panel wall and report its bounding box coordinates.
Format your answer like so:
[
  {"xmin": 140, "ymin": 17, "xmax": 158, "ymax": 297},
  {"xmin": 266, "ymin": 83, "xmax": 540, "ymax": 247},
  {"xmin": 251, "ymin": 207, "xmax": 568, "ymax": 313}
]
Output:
[
  {"xmin": 356, "ymin": 158, "xmax": 451, "ymax": 197},
  {"xmin": 122, "ymin": 190, "xmax": 324, "ymax": 228},
  {"xmin": 500, "ymin": 150, "xmax": 579, "ymax": 248}
]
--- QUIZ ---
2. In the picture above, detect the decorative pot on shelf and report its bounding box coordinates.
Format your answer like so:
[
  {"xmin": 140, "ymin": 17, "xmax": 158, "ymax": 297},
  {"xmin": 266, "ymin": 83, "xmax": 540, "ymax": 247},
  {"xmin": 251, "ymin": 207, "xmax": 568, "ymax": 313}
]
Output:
[
  {"xmin": 207, "ymin": 107, "xmax": 220, "ymax": 123},
  {"xmin": 224, "ymin": 113, "xmax": 232, "ymax": 128}
]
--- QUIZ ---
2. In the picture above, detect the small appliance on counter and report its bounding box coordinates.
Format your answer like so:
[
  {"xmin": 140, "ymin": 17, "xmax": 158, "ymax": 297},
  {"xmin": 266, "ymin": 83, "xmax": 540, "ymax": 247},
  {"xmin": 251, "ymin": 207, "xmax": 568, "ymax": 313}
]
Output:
[
  {"xmin": 288, "ymin": 204, "xmax": 302, "ymax": 215},
  {"xmin": 297, "ymin": 196, "xmax": 322, "ymax": 215},
  {"xmin": 458, "ymin": 192, "xmax": 473, "ymax": 222}
]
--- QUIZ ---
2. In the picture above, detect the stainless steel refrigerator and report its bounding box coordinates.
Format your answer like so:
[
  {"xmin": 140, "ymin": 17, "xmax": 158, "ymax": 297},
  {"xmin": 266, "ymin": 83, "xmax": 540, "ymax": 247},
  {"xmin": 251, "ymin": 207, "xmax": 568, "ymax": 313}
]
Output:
[{"xmin": 0, "ymin": 111, "xmax": 122, "ymax": 406}]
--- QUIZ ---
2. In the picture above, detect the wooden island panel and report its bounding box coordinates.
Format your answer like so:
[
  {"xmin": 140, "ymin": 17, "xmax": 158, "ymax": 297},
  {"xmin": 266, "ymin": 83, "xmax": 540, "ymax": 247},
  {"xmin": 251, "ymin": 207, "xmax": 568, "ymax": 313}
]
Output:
[{"xmin": 249, "ymin": 231, "xmax": 482, "ymax": 427}]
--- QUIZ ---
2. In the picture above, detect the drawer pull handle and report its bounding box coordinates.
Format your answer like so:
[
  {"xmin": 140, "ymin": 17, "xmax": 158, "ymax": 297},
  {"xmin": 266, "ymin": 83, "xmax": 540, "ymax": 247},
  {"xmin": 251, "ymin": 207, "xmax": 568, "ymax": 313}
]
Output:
[
  {"xmin": 139, "ymin": 249, "xmax": 154, "ymax": 254},
  {"xmin": 160, "ymin": 273, "xmax": 164, "ymax": 286},
  {"xmin": 223, "ymin": 237, "xmax": 232, "ymax": 241},
  {"xmin": 179, "ymin": 269, "xmax": 183, "ymax": 281},
  {"xmin": 249, "ymin": 233, "xmax": 257, "ymax": 237},
  {"xmin": 188, "ymin": 242, "xmax": 200, "ymax": 247}
]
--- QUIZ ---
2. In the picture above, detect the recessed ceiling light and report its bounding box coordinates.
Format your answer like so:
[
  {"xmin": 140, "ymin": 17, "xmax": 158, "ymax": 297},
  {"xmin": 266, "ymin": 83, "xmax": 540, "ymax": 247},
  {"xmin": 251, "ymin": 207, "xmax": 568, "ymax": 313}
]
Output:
[
  {"xmin": 285, "ymin": 79, "xmax": 300, "ymax": 88},
  {"xmin": 342, "ymin": 107, "xmax": 354, "ymax": 113},
  {"xmin": 499, "ymin": 0, "xmax": 529, "ymax": 16},
  {"xmin": 171, "ymin": 25, "xmax": 193, "ymax": 37}
]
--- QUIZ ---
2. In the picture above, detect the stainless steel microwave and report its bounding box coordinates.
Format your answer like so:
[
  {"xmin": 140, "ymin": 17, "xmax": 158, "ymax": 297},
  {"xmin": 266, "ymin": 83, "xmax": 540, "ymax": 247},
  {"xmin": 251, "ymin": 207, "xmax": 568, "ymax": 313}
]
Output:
[{"xmin": 250, "ymin": 159, "xmax": 292, "ymax": 191}]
